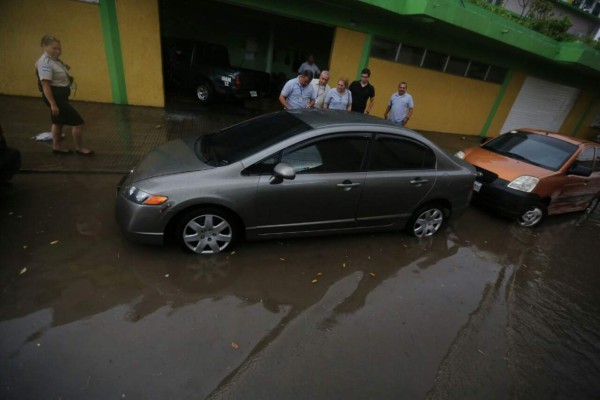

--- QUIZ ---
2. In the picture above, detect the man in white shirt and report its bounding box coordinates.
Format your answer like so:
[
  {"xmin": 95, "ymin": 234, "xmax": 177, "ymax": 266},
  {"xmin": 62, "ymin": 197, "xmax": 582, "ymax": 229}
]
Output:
[{"xmin": 297, "ymin": 54, "xmax": 320, "ymax": 76}]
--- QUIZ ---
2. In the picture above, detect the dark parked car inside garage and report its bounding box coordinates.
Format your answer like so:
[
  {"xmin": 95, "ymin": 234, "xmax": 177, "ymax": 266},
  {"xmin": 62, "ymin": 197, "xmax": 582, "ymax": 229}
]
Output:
[
  {"xmin": 162, "ymin": 38, "xmax": 271, "ymax": 104},
  {"xmin": 116, "ymin": 110, "xmax": 476, "ymax": 254}
]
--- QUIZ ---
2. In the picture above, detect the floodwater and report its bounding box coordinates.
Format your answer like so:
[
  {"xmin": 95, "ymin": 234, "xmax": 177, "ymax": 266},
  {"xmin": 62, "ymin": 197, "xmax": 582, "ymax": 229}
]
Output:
[{"xmin": 1, "ymin": 172, "xmax": 599, "ymax": 400}]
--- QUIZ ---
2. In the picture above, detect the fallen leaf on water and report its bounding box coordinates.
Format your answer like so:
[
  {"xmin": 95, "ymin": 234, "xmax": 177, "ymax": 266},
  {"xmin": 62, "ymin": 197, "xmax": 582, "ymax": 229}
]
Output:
[
  {"xmin": 50, "ymin": 240, "xmax": 59, "ymax": 245},
  {"xmin": 164, "ymin": 274, "xmax": 170, "ymax": 278},
  {"xmin": 280, "ymin": 257, "xmax": 285, "ymax": 261},
  {"xmin": 317, "ymin": 272, "xmax": 323, "ymax": 276},
  {"xmin": 311, "ymin": 279, "xmax": 318, "ymax": 284},
  {"xmin": 20, "ymin": 268, "xmax": 27, "ymax": 275},
  {"xmin": 370, "ymin": 272, "xmax": 376, "ymax": 277},
  {"xmin": 8, "ymin": 212, "xmax": 13, "ymax": 216},
  {"xmin": 23, "ymin": 245, "xmax": 28, "ymax": 249},
  {"xmin": 231, "ymin": 342, "xmax": 239, "ymax": 349},
  {"xmin": 342, "ymin": 262, "xmax": 346, "ymax": 268}
]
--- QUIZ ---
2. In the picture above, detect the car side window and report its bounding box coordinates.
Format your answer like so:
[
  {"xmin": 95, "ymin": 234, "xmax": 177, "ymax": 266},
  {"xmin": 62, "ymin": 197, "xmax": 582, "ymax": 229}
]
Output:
[
  {"xmin": 282, "ymin": 136, "xmax": 369, "ymax": 174},
  {"xmin": 595, "ymin": 147, "xmax": 600, "ymax": 172},
  {"xmin": 369, "ymin": 137, "xmax": 436, "ymax": 170},
  {"xmin": 575, "ymin": 147, "xmax": 595, "ymax": 170}
]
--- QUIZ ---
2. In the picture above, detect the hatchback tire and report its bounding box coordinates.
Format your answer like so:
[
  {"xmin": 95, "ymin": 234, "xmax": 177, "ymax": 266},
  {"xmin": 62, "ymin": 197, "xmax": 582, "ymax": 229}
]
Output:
[
  {"xmin": 585, "ymin": 197, "xmax": 599, "ymax": 215},
  {"xmin": 517, "ymin": 203, "xmax": 546, "ymax": 227},
  {"xmin": 177, "ymin": 208, "xmax": 238, "ymax": 254},
  {"xmin": 407, "ymin": 204, "xmax": 447, "ymax": 238}
]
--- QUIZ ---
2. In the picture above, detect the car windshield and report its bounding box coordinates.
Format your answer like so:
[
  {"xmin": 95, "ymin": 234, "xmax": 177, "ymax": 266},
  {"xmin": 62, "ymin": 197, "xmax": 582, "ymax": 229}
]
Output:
[
  {"xmin": 483, "ymin": 131, "xmax": 578, "ymax": 171},
  {"xmin": 196, "ymin": 112, "xmax": 312, "ymax": 166}
]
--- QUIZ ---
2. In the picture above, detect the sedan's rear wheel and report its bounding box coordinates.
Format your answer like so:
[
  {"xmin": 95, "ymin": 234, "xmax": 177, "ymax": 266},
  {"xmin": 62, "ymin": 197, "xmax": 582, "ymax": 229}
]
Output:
[
  {"xmin": 517, "ymin": 203, "xmax": 546, "ymax": 227},
  {"xmin": 408, "ymin": 204, "xmax": 446, "ymax": 238},
  {"xmin": 177, "ymin": 208, "xmax": 238, "ymax": 254}
]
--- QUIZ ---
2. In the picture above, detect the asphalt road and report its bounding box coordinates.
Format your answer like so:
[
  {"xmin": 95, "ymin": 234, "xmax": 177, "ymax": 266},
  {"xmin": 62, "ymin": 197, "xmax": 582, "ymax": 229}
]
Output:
[{"xmin": 1, "ymin": 172, "xmax": 599, "ymax": 400}]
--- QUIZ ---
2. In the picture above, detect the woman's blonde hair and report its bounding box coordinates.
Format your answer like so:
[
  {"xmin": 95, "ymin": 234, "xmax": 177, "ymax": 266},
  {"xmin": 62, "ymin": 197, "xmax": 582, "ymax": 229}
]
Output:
[{"xmin": 337, "ymin": 77, "xmax": 349, "ymax": 89}]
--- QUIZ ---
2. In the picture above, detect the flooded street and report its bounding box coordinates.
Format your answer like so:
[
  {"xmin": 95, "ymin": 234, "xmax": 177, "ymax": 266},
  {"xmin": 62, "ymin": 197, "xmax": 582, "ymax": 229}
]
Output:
[{"xmin": 1, "ymin": 173, "xmax": 599, "ymax": 399}]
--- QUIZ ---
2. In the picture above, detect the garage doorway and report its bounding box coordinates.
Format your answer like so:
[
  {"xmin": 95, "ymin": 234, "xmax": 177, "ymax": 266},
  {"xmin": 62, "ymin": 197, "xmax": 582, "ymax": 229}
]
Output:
[
  {"xmin": 159, "ymin": 0, "xmax": 334, "ymax": 110},
  {"xmin": 500, "ymin": 76, "xmax": 580, "ymax": 134}
]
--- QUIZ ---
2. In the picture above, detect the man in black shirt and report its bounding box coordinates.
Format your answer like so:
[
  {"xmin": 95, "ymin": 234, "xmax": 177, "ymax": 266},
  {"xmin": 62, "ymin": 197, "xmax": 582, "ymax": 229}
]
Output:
[{"xmin": 349, "ymin": 68, "xmax": 375, "ymax": 114}]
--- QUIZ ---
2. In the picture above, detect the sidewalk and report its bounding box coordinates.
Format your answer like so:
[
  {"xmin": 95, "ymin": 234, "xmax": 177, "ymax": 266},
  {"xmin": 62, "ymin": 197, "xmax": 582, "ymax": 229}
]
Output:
[{"xmin": 0, "ymin": 94, "xmax": 480, "ymax": 173}]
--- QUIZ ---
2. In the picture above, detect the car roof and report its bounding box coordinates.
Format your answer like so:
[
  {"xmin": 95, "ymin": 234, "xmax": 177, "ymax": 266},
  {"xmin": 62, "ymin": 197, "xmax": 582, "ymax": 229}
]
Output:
[
  {"xmin": 288, "ymin": 109, "xmax": 400, "ymax": 130},
  {"xmin": 516, "ymin": 128, "xmax": 593, "ymax": 146}
]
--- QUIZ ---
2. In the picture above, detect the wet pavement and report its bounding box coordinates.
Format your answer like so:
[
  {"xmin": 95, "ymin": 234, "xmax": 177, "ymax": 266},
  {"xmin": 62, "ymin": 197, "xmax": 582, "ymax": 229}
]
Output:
[{"xmin": 1, "ymin": 95, "xmax": 600, "ymax": 399}]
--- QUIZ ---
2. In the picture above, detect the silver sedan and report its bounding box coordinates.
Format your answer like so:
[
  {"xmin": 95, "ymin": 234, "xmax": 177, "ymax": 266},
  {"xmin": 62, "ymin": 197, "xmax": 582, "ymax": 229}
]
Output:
[{"xmin": 116, "ymin": 110, "xmax": 476, "ymax": 254}]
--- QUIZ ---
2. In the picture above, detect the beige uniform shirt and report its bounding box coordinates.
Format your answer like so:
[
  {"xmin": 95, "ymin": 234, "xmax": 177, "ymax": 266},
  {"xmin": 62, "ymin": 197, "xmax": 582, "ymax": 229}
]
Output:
[
  {"xmin": 311, "ymin": 78, "xmax": 330, "ymax": 109},
  {"xmin": 35, "ymin": 52, "xmax": 70, "ymax": 87}
]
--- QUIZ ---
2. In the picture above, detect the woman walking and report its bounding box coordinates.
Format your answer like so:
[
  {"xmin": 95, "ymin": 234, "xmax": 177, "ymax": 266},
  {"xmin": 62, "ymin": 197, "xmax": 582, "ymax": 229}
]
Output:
[
  {"xmin": 35, "ymin": 35, "xmax": 93, "ymax": 155},
  {"xmin": 323, "ymin": 77, "xmax": 352, "ymax": 111}
]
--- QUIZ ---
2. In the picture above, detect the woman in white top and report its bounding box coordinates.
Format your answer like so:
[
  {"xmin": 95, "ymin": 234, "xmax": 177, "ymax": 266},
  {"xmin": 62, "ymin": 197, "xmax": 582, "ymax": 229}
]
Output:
[{"xmin": 323, "ymin": 77, "xmax": 352, "ymax": 111}]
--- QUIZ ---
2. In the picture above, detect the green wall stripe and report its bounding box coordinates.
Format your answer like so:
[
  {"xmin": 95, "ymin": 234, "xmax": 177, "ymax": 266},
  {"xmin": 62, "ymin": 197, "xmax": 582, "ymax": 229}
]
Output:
[
  {"xmin": 357, "ymin": 33, "xmax": 373, "ymax": 80},
  {"xmin": 99, "ymin": 0, "xmax": 127, "ymax": 105},
  {"xmin": 480, "ymin": 68, "xmax": 514, "ymax": 137}
]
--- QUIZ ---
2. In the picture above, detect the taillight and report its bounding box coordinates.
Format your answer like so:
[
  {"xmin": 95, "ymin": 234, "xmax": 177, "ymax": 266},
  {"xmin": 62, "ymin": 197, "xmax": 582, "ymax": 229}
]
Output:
[{"xmin": 235, "ymin": 76, "xmax": 241, "ymax": 89}]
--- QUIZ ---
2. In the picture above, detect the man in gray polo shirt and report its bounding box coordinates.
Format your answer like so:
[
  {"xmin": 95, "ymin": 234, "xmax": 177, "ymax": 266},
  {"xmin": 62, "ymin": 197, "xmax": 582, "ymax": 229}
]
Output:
[
  {"xmin": 279, "ymin": 71, "xmax": 316, "ymax": 109},
  {"xmin": 384, "ymin": 82, "xmax": 414, "ymax": 126}
]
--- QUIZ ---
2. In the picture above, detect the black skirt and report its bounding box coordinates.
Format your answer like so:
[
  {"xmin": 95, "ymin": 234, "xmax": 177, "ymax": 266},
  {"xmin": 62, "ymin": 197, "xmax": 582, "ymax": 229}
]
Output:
[{"xmin": 42, "ymin": 86, "xmax": 84, "ymax": 126}]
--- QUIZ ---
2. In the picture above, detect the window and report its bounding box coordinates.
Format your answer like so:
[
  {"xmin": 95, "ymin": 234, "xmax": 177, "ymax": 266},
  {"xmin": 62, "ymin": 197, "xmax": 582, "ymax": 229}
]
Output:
[
  {"xmin": 445, "ymin": 56, "xmax": 470, "ymax": 76},
  {"xmin": 282, "ymin": 136, "xmax": 369, "ymax": 174},
  {"xmin": 371, "ymin": 38, "xmax": 399, "ymax": 61},
  {"xmin": 595, "ymin": 147, "xmax": 600, "ymax": 171},
  {"xmin": 370, "ymin": 137, "xmax": 436, "ymax": 170},
  {"xmin": 466, "ymin": 61, "xmax": 489, "ymax": 80},
  {"xmin": 422, "ymin": 50, "xmax": 448, "ymax": 71},
  {"xmin": 486, "ymin": 65, "xmax": 509, "ymax": 84},
  {"xmin": 397, "ymin": 44, "xmax": 425, "ymax": 66},
  {"xmin": 370, "ymin": 36, "xmax": 507, "ymax": 84}
]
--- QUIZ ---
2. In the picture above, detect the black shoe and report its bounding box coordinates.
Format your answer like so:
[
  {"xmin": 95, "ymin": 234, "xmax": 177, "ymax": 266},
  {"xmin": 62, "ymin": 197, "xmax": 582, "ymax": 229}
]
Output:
[{"xmin": 52, "ymin": 149, "xmax": 73, "ymax": 154}]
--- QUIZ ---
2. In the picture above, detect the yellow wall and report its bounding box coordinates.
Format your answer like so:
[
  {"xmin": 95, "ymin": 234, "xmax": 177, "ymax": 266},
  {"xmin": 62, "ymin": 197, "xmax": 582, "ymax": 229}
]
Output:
[
  {"xmin": 561, "ymin": 90, "xmax": 600, "ymax": 139},
  {"xmin": 328, "ymin": 28, "xmax": 366, "ymax": 85},
  {"xmin": 0, "ymin": 0, "xmax": 112, "ymax": 102},
  {"xmin": 117, "ymin": 0, "xmax": 164, "ymax": 107},
  {"xmin": 0, "ymin": 0, "xmax": 164, "ymax": 106},
  {"xmin": 368, "ymin": 58, "xmax": 502, "ymax": 135}
]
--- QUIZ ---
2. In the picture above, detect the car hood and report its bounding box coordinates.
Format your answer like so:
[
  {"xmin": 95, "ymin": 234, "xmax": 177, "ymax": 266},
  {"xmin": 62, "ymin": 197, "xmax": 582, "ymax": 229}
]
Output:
[
  {"xmin": 131, "ymin": 137, "xmax": 212, "ymax": 182},
  {"xmin": 463, "ymin": 147, "xmax": 552, "ymax": 181}
]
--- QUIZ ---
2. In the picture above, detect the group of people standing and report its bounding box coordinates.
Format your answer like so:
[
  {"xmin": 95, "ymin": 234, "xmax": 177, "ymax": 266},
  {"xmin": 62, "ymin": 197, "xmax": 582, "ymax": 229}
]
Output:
[{"xmin": 279, "ymin": 55, "xmax": 414, "ymax": 127}]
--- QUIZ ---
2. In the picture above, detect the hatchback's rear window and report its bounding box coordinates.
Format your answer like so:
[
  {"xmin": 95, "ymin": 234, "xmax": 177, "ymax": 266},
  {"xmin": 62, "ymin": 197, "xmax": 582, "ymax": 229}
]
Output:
[
  {"xmin": 483, "ymin": 131, "xmax": 577, "ymax": 171},
  {"xmin": 197, "ymin": 112, "xmax": 311, "ymax": 165}
]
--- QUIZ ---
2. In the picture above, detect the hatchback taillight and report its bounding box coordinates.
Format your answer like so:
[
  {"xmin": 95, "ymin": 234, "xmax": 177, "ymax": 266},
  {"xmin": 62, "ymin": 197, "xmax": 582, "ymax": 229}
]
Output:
[{"xmin": 235, "ymin": 76, "xmax": 241, "ymax": 89}]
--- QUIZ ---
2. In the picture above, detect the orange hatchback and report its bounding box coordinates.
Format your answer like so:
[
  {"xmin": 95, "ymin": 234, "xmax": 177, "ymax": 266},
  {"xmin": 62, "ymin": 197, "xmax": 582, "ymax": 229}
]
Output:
[{"xmin": 456, "ymin": 129, "xmax": 600, "ymax": 227}]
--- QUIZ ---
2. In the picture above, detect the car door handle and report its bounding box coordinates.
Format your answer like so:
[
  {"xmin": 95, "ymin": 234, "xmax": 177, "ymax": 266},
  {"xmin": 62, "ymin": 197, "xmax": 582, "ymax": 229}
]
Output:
[
  {"xmin": 410, "ymin": 178, "xmax": 430, "ymax": 186},
  {"xmin": 337, "ymin": 180, "xmax": 361, "ymax": 191}
]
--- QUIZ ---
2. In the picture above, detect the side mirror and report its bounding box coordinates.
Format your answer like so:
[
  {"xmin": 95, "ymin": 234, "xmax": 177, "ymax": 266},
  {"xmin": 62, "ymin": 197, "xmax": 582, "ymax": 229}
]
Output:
[
  {"xmin": 269, "ymin": 162, "xmax": 296, "ymax": 184},
  {"xmin": 569, "ymin": 164, "xmax": 592, "ymax": 177}
]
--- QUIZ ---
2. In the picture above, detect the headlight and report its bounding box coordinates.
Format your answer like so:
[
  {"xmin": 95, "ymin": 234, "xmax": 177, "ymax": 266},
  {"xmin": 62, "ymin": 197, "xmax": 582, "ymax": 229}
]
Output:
[
  {"xmin": 455, "ymin": 151, "xmax": 465, "ymax": 159},
  {"xmin": 125, "ymin": 186, "xmax": 168, "ymax": 205},
  {"xmin": 507, "ymin": 176, "xmax": 539, "ymax": 192}
]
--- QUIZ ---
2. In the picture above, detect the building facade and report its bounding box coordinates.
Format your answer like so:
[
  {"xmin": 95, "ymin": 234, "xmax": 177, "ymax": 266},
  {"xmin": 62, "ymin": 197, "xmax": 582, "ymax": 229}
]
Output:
[{"xmin": 1, "ymin": 0, "xmax": 599, "ymax": 139}]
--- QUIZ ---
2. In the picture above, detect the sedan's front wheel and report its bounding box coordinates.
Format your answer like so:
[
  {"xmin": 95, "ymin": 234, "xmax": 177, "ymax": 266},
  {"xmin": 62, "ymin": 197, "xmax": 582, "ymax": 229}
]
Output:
[
  {"xmin": 177, "ymin": 208, "xmax": 238, "ymax": 254},
  {"xmin": 408, "ymin": 204, "xmax": 446, "ymax": 238}
]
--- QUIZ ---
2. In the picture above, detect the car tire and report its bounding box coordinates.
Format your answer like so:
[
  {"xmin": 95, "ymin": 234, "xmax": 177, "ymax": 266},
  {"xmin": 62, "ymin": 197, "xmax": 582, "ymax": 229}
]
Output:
[
  {"xmin": 517, "ymin": 203, "xmax": 546, "ymax": 227},
  {"xmin": 177, "ymin": 208, "xmax": 238, "ymax": 254},
  {"xmin": 585, "ymin": 197, "xmax": 599, "ymax": 215},
  {"xmin": 196, "ymin": 80, "xmax": 214, "ymax": 105},
  {"xmin": 407, "ymin": 203, "xmax": 447, "ymax": 238}
]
